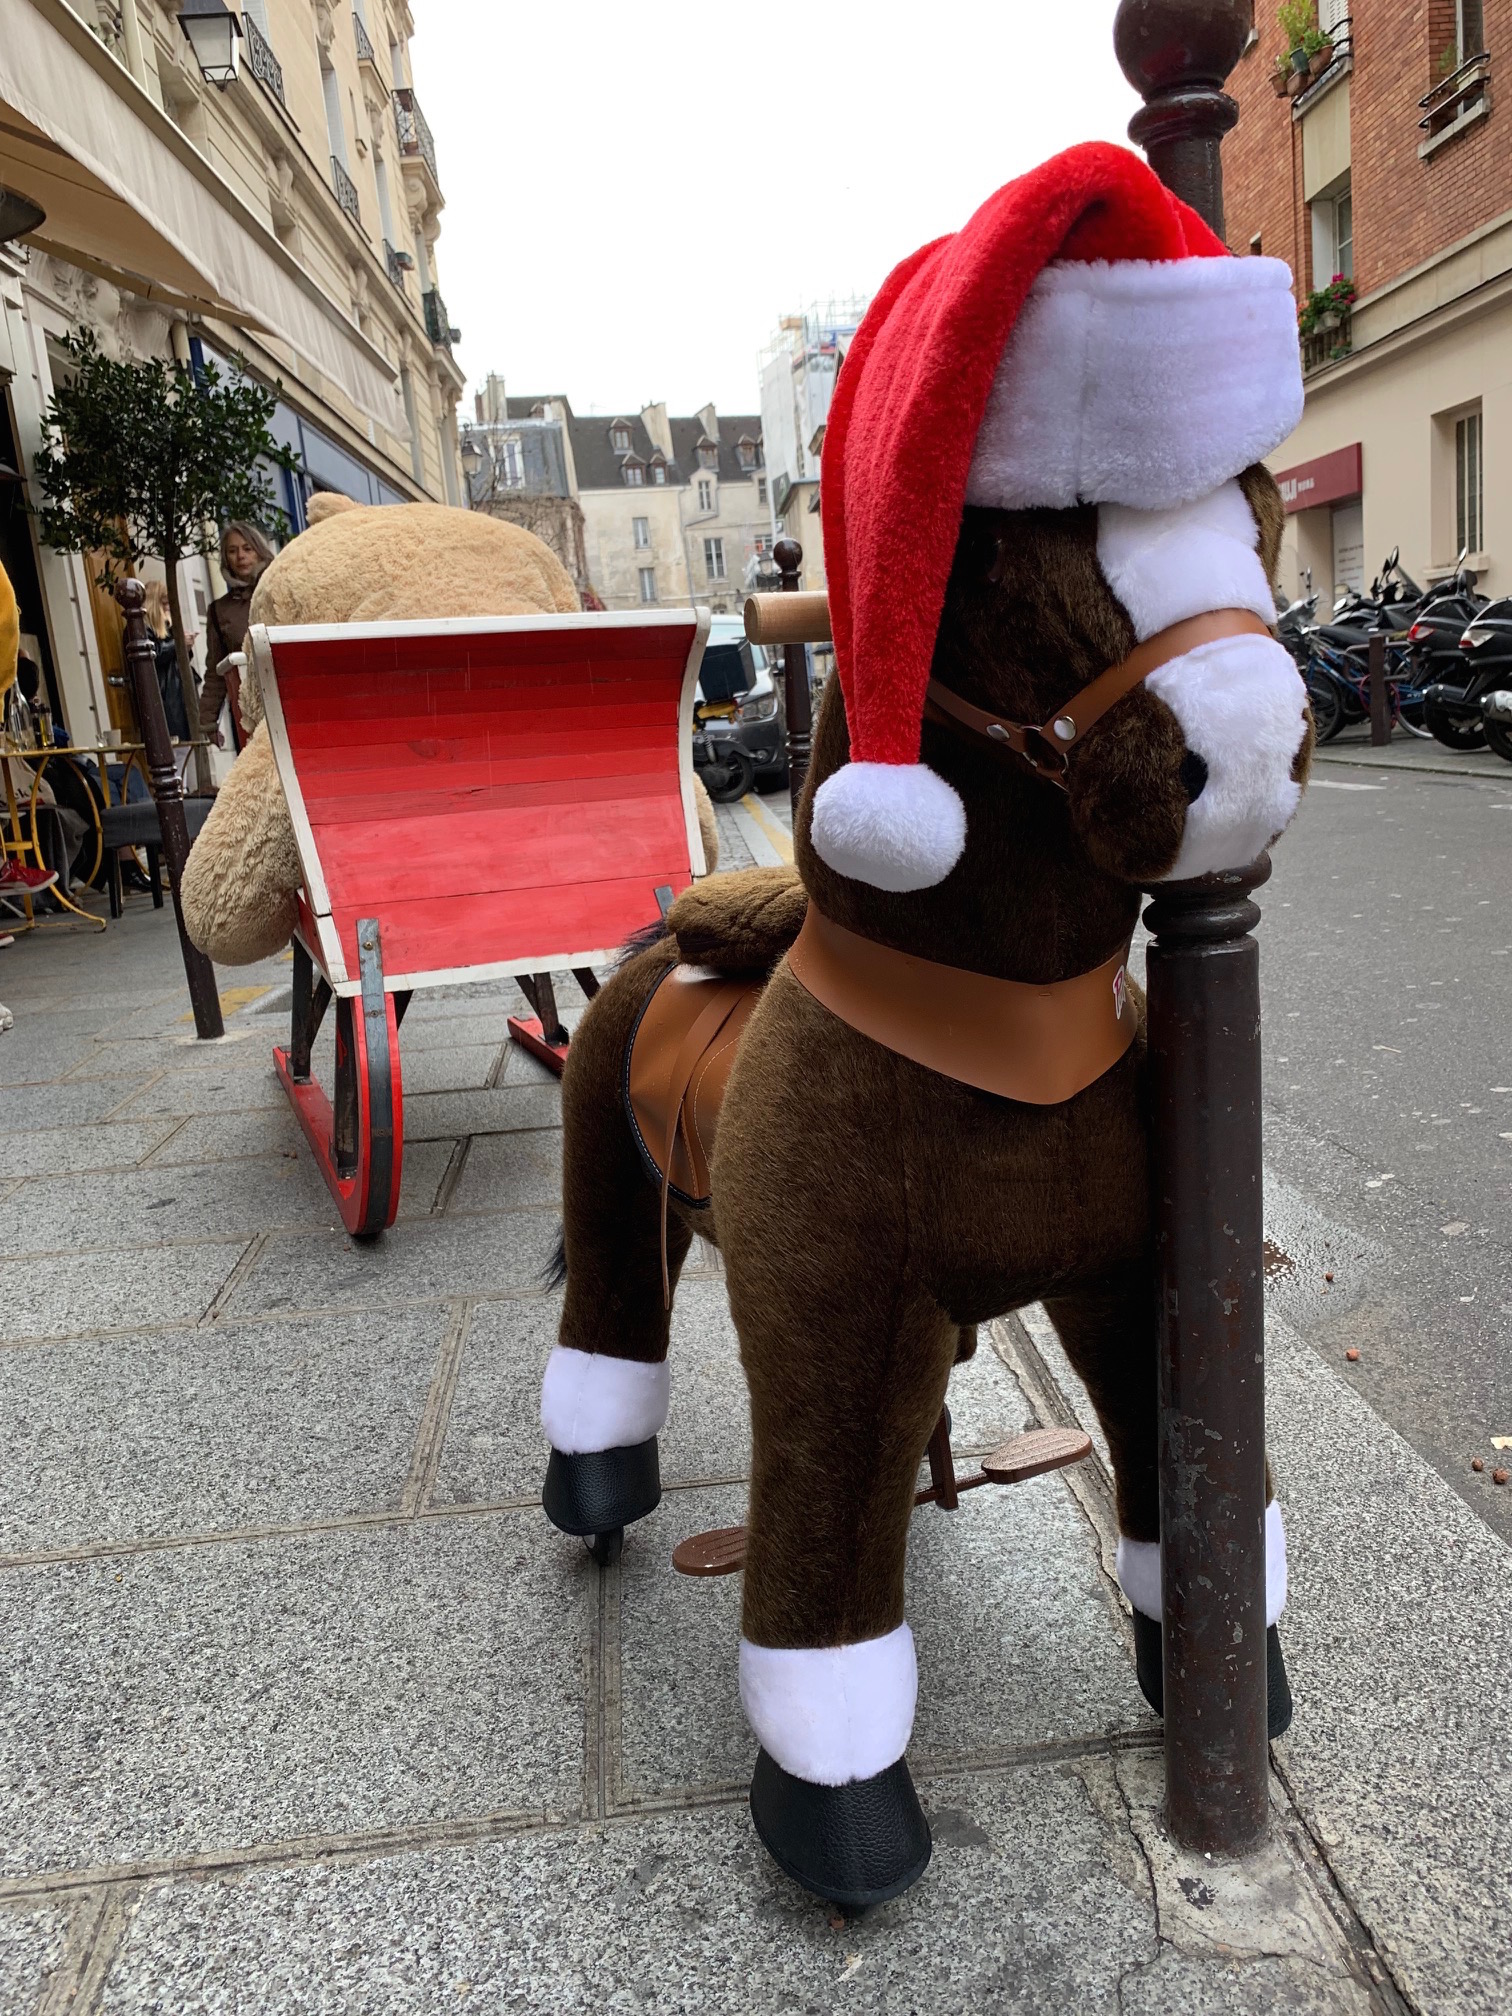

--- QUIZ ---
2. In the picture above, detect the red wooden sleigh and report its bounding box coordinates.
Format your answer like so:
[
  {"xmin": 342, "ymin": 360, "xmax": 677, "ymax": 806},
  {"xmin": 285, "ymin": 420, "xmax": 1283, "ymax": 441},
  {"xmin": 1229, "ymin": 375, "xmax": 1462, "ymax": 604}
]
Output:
[{"xmin": 253, "ymin": 609, "xmax": 710, "ymax": 1236}]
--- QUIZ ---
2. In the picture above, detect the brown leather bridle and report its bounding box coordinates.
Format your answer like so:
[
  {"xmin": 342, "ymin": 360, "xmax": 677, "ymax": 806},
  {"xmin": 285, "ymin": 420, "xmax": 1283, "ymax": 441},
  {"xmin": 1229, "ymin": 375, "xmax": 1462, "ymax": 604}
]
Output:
[{"xmin": 924, "ymin": 608, "xmax": 1274, "ymax": 789}]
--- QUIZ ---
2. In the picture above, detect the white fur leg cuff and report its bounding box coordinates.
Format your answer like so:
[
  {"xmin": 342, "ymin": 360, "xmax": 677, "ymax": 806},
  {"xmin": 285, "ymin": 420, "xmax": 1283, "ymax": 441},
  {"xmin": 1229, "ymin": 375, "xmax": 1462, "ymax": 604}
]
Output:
[
  {"xmin": 810, "ymin": 762, "xmax": 965, "ymax": 892},
  {"xmin": 540, "ymin": 1346, "xmax": 669, "ymax": 1455},
  {"xmin": 739, "ymin": 1625, "xmax": 917, "ymax": 1786},
  {"xmin": 1117, "ymin": 1501, "xmax": 1287, "ymax": 1629}
]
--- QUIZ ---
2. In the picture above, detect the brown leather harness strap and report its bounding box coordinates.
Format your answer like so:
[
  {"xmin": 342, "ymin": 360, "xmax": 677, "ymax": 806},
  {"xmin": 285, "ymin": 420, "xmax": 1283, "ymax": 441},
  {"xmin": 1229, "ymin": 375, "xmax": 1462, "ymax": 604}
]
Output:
[
  {"xmin": 924, "ymin": 608, "xmax": 1273, "ymax": 788},
  {"xmin": 786, "ymin": 906, "xmax": 1135, "ymax": 1105},
  {"xmin": 655, "ymin": 977, "xmax": 751, "ymax": 1306}
]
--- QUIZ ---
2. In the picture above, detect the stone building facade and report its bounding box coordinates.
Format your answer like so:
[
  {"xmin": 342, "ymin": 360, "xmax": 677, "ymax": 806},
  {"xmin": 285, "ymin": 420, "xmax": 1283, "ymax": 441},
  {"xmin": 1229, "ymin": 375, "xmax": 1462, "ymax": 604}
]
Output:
[
  {"xmin": 0, "ymin": 0, "xmax": 465, "ymax": 748},
  {"xmin": 1222, "ymin": 0, "xmax": 1510, "ymax": 600},
  {"xmin": 466, "ymin": 384, "xmax": 767, "ymax": 614}
]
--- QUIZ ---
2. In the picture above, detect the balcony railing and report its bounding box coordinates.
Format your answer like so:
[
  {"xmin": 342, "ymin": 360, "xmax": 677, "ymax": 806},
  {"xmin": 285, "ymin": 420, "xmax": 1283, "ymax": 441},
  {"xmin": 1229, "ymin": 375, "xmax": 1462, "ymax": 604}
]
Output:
[
  {"xmin": 353, "ymin": 11, "xmax": 376, "ymax": 65},
  {"xmin": 330, "ymin": 155, "xmax": 362, "ymax": 228},
  {"xmin": 244, "ymin": 12, "xmax": 285, "ymax": 105},
  {"xmin": 393, "ymin": 86, "xmax": 439, "ymax": 189},
  {"xmin": 1418, "ymin": 50, "xmax": 1491, "ymax": 153},
  {"xmin": 1301, "ymin": 307, "xmax": 1351, "ymax": 375},
  {"xmin": 423, "ymin": 287, "xmax": 457, "ymax": 349},
  {"xmin": 383, "ymin": 238, "xmax": 409, "ymax": 285}
]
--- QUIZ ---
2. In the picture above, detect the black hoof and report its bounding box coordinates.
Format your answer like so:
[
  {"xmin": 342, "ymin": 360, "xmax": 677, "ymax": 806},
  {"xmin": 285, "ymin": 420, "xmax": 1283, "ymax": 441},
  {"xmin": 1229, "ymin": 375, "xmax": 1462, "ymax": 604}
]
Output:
[
  {"xmin": 1132, "ymin": 1612, "xmax": 1294, "ymax": 1740},
  {"xmin": 749, "ymin": 1748, "xmax": 932, "ymax": 1911},
  {"xmin": 542, "ymin": 1439, "xmax": 660, "ymax": 1539}
]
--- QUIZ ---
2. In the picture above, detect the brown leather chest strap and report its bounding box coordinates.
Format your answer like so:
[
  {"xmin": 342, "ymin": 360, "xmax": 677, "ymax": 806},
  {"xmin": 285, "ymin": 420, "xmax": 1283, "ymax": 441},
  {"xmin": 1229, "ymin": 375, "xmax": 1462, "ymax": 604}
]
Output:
[
  {"xmin": 785, "ymin": 906, "xmax": 1135, "ymax": 1106},
  {"xmin": 925, "ymin": 608, "xmax": 1273, "ymax": 787}
]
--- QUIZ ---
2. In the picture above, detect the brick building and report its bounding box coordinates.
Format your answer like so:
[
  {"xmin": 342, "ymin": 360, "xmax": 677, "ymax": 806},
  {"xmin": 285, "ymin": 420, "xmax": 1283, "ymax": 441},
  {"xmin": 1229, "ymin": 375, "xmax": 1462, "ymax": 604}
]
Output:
[{"xmin": 1223, "ymin": 0, "xmax": 1508, "ymax": 600}]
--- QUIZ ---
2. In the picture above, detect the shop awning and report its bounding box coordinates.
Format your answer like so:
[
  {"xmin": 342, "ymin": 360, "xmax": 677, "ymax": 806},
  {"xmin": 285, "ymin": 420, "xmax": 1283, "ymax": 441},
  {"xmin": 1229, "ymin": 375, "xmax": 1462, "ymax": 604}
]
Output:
[{"xmin": 0, "ymin": 0, "xmax": 403, "ymax": 433}]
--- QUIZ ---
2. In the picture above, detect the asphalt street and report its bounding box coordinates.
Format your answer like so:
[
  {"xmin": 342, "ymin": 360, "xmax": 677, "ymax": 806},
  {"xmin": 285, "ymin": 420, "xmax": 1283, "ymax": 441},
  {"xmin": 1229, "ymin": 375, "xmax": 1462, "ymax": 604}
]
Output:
[{"xmin": 1259, "ymin": 755, "xmax": 1512, "ymax": 1544}]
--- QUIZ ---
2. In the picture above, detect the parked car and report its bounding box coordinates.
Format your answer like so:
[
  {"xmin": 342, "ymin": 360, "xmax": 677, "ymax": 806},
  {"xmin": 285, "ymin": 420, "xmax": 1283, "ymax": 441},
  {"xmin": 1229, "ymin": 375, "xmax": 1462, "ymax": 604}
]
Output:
[{"xmin": 697, "ymin": 617, "xmax": 792, "ymax": 791}]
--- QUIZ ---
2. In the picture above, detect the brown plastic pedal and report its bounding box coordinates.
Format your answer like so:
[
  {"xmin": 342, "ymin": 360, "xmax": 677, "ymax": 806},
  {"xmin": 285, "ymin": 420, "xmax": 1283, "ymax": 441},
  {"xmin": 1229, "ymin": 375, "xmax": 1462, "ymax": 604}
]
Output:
[
  {"xmin": 979, "ymin": 1426, "xmax": 1093, "ymax": 1483},
  {"xmin": 671, "ymin": 1525, "xmax": 748, "ymax": 1577},
  {"xmin": 670, "ymin": 1429, "xmax": 1092, "ymax": 1578}
]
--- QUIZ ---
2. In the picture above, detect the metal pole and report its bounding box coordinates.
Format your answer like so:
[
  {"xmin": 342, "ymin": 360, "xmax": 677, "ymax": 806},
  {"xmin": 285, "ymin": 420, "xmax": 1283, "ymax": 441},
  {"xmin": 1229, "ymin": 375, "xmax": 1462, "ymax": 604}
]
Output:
[
  {"xmin": 773, "ymin": 537, "xmax": 814, "ymax": 817},
  {"xmin": 117, "ymin": 579, "xmax": 225, "ymax": 1040},
  {"xmin": 1116, "ymin": 0, "xmax": 1271, "ymax": 1855},
  {"xmin": 1369, "ymin": 632, "xmax": 1391, "ymax": 745}
]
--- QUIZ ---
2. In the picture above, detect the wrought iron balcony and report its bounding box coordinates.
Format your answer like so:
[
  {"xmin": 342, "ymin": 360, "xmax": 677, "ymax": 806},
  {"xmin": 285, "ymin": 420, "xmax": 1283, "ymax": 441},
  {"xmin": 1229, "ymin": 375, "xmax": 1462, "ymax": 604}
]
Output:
[
  {"xmin": 1418, "ymin": 50, "xmax": 1491, "ymax": 154},
  {"xmin": 244, "ymin": 13, "xmax": 285, "ymax": 105},
  {"xmin": 353, "ymin": 11, "xmax": 376, "ymax": 65},
  {"xmin": 423, "ymin": 287, "xmax": 458, "ymax": 350},
  {"xmin": 330, "ymin": 155, "xmax": 362, "ymax": 229},
  {"xmin": 393, "ymin": 86, "xmax": 439, "ymax": 190},
  {"xmin": 383, "ymin": 238, "xmax": 410, "ymax": 285},
  {"xmin": 1301, "ymin": 307, "xmax": 1351, "ymax": 376}
]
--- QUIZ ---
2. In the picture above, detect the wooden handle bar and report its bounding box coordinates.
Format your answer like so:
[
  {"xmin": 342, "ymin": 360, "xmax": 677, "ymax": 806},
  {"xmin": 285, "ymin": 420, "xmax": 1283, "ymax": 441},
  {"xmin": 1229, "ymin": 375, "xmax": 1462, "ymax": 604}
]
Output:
[{"xmin": 744, "ymin": 591, "xmax": 832, "ymax": 646}]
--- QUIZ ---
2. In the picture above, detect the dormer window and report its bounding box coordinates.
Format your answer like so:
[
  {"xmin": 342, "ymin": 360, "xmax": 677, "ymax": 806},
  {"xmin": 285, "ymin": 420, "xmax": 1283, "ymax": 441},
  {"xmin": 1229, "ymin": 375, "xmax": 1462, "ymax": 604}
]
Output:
[
  {"xmin": 736, "ymin": 436, "xmax": 757, "ymax": 471},
  {"xmin": 698, "ymin": 439, "xmax": 717, "ymax": 469},
  {"xmin": 610, "ymin": 421, "xmax": 632, "ymax": 453},
  {"xmin": 651, "ymin": 462, "xmax": 667, "ymax": 484},
  {"xmin": 622, "ymin": 456, "xmax": 645, "ymax": 486}
]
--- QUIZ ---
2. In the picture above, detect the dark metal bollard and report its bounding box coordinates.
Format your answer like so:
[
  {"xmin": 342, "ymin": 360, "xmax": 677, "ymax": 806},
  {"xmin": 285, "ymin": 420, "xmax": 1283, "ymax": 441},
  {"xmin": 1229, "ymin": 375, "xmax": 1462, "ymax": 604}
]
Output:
[
  {"xmin": 1143, "ymin": 862, "xmax": 1271, "ymax": 1853},
  {"xmin": 773, "ymin": 538, "xmax": 815, "ymax": 817},
  {"xmin": 1116, "ymin": 0, "xmax": 1272, "ymax": 1854},
  {"xmin": 1369, "ymin": 632, "xmax": 1391, "ymax": 745},
  {"xmin": 117, "ymin": 578, "xmax": 225, "ymax": 1041}
]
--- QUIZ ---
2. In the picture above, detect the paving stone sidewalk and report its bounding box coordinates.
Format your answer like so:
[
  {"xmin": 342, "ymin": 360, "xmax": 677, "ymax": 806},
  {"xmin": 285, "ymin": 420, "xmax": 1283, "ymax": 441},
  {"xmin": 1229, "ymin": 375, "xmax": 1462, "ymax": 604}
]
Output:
[{"xmin": 1, "ymin": 902, "xmax": 1508, "ymax": 2014}]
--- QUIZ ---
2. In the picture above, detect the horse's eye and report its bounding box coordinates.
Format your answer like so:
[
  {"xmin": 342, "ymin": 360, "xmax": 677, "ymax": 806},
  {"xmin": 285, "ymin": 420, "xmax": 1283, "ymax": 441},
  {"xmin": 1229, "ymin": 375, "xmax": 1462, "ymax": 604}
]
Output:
[{"xmin": 1179, "ymin": 750, "xmax": 1209, "ymax": 803}]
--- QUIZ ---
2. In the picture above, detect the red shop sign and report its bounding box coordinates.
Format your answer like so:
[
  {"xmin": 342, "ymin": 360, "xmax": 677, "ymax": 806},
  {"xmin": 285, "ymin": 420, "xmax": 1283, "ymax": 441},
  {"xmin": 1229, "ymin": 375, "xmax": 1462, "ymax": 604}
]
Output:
[{"xmin": 1272, "ymin": 442, "xmax": 1363, "ymax": 514}]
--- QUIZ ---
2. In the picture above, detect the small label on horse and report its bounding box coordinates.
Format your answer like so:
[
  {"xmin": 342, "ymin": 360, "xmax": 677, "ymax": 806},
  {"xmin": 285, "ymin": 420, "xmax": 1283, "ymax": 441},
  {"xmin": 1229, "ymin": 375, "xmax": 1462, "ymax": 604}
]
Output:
[{"xmin": 1112, "ymin": 967, "xmax": 1126, "ymax": 1021}]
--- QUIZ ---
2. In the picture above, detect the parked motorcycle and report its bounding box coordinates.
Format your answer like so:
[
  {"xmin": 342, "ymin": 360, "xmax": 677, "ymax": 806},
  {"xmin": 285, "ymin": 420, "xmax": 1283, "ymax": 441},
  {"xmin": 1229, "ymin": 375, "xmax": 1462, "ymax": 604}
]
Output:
[
  {"xmin": 693, "ymin": 716, "xmax": 755, "ymax": 803},
  {"xmin": 1458, "ymin": 597, "xmax": 1512, "ymax": 763},
  {"xmin": 1406, "ymin": 551, "xmax": 1491, "ymax": 750}
]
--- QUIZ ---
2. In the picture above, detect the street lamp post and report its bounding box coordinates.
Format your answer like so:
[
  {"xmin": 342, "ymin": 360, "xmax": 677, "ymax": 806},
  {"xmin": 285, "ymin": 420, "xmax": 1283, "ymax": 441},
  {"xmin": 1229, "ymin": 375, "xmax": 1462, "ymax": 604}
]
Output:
[{"xmin": 1115, "ymin": 0, "xmax": 1274, "ymax": 1857}]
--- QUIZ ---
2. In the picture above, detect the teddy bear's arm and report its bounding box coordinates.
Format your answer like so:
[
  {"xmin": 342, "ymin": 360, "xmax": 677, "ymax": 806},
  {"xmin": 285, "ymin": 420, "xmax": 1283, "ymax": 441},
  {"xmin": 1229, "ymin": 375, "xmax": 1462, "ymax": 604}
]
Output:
[{"xmin": 181, "ymin": 721, "xmax": 304, "ymax": 966}]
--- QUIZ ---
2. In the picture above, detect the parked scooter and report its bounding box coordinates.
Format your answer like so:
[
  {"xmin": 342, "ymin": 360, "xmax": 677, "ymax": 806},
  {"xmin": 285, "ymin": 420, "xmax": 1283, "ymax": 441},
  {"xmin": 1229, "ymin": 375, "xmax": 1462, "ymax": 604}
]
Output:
[
  {"xmin": 1407, "ymin": 550, "xmax": 1491, "ymax": 750},
  {"xmin": 1457, "ymin": 597, "xmax": 1512, "ymax": 763},
  {"xmin": 692, "ymin": 716, "xmax": 755, "ymax": 803}
]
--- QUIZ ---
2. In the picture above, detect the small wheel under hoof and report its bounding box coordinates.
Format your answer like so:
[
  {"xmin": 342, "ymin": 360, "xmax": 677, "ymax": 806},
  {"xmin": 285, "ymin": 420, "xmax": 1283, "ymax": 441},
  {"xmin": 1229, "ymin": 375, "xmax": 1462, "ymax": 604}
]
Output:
[{"xmin": 585, "ymin": 1527, "xmax": 624, "ymax": 1567}]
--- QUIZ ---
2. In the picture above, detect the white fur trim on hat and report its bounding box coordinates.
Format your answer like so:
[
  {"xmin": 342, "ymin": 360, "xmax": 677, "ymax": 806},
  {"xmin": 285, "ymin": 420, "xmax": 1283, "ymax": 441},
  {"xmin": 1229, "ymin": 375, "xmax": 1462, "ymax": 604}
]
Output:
[
  {"xmin": 1117, "ymin": 1500, "xmax": 1288, "ymax": 1629},
  {"xmin": 739, "ymin": 1625, "xmax": 917, "ymax": 1785},
  {"xmin": 965, "ymin": 257, "xmax": 1304, "ymax": 513},
  {"xmin": 540, "ymin": 1345, "xmax": 669, "ymax": 1455},
  {"xmin": 810, "ymin": 762, "xmax": 966, "ymax": 892},
  {"xmin": 1096, "ymin": 481, "xmax": 1276, "ymax": 642},
  {"xmin": 1146, "ymin": 631, "xmax": 1306, "ymax": 879}
]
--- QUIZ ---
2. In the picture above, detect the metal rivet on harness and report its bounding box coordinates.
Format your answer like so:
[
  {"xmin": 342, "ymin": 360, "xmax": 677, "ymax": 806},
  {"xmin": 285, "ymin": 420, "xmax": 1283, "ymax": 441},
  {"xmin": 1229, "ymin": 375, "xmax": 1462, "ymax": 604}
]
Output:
[
  {"xmin": 987, "ymin": 722, "xmax": 1009, "ymax": 741},
  {"xmin": 1052, "ymin": 717, "xmax": 1076, "ymax": 741}
]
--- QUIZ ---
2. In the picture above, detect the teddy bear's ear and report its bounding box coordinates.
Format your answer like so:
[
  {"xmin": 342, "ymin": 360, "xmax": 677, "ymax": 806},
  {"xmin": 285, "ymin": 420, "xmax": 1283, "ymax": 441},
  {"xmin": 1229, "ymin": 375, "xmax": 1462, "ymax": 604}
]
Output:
[{"xmin": 306, "ymin": 492, "xmax": 361, "ymax": 527}]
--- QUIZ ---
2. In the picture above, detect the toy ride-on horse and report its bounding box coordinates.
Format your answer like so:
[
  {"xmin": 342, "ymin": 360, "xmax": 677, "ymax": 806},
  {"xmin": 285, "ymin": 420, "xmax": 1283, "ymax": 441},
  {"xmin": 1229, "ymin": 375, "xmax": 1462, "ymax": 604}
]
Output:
[{"xmin": 537, "ymin": 145, "xmax": 1311, "ymax": 1909}]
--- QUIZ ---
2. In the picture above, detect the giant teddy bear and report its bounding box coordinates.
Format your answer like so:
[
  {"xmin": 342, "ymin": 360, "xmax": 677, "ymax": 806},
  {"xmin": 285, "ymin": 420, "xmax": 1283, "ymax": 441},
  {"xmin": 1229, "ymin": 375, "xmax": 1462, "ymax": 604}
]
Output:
[
  {"xmin": 181, "ymin": 497, "xmax": 718, "ymax": 965},
  {"xmin": 537, "ymin": 142, "xmax": 1313, "ymax": 1911}
]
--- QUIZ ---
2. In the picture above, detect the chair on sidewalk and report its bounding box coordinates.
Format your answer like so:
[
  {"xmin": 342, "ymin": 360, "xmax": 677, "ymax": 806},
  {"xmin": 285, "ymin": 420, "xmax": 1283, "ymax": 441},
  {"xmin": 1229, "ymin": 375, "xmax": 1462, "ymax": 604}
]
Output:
[
  {"xmin": 254, "ymin": 608, "xmax": 710, "ymax": 1236},
  {"xmin": 100, "ymin": 795, "xmax": 216, "ymax": 917}
]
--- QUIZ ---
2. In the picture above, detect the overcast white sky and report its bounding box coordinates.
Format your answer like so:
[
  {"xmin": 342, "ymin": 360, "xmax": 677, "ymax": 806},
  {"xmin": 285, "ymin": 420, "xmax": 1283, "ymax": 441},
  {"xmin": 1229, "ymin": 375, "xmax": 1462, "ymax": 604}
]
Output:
[{"xmin": 411, "ymin": 0, "xmax": 1146, "ymax": 421}]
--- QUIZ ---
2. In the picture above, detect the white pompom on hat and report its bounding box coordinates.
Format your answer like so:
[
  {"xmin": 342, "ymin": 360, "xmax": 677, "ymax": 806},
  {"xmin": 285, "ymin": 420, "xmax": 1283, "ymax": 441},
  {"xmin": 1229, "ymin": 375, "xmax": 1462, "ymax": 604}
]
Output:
[{"xmin": 813, "ymin": 140, "xmax": 1304, "ymax": 893}]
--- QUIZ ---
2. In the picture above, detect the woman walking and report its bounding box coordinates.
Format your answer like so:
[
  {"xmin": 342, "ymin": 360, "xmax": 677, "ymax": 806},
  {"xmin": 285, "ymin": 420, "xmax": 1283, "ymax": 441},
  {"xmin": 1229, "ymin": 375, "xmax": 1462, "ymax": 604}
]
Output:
[{"xmin": 199, "ymin": 522, "xmax": 274, "ymax": 751}]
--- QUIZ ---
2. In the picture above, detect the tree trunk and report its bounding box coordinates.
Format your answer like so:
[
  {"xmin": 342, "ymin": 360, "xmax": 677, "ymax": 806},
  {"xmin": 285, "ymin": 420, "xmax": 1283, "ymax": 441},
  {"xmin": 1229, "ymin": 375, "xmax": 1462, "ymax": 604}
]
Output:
[{"xmin": 163, "ymin": 549, "xmax": 211, "ymax": 795}]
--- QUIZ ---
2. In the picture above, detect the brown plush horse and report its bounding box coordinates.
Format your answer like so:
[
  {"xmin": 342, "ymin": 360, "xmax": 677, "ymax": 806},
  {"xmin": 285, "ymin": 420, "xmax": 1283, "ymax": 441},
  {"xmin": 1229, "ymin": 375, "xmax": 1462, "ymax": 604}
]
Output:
[{"xmin": 536, "ymin": 145, "xmax": 1312, "ymax": 1909}]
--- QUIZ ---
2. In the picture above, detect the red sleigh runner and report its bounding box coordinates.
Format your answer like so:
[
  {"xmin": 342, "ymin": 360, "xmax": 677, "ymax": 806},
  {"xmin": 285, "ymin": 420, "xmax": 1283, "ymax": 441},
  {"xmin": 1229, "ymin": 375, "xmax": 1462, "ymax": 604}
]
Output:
[{"xmin": 252, "ymin": 608, "xmax": 709, "ymax": 1235}]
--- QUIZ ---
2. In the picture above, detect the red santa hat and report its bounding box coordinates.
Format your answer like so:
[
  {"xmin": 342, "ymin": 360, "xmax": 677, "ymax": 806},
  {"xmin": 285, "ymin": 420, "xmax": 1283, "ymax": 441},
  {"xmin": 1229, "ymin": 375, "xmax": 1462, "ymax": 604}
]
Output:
[{"xmin": 813, "ymin": 141, "xmax": 1304, "ymax": 892}]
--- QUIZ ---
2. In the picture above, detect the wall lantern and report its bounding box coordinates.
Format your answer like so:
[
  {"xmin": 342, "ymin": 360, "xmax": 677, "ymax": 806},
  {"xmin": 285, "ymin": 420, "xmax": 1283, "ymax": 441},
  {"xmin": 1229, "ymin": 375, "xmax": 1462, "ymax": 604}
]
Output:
[
  {"xmin": 177, "ymin": 0, "xmax": 243, "ymax": 87},
  {"xmin": 0, "ymin": 187, "xmax": 45, "ymax": 245}
]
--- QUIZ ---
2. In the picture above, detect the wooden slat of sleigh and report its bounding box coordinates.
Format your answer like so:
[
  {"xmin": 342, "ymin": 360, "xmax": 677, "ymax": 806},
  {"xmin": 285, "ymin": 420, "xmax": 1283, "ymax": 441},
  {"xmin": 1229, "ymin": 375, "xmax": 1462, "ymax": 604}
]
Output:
[
  {"xmin": 265, "ymin": 614, "xmax": 701, "ymax": 991},
  {"xmin": 331, "ymin": 875, "xmax": 684, "ymax": 981}
]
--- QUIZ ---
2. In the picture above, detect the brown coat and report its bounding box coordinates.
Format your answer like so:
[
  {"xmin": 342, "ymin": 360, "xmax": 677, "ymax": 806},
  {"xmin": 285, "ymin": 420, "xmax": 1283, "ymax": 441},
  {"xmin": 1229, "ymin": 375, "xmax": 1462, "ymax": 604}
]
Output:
[{"xmin": 198, "ymin": 579, "xmax": 259, "ymax": 739}]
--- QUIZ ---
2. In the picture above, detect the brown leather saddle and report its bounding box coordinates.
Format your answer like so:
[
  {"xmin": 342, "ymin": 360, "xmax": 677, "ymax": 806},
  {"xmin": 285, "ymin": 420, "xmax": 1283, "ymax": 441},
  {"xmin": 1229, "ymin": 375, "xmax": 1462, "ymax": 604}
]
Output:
[{"xmin": 625, "ymin": 964, "xmax": 764, "ymax": 1294}]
